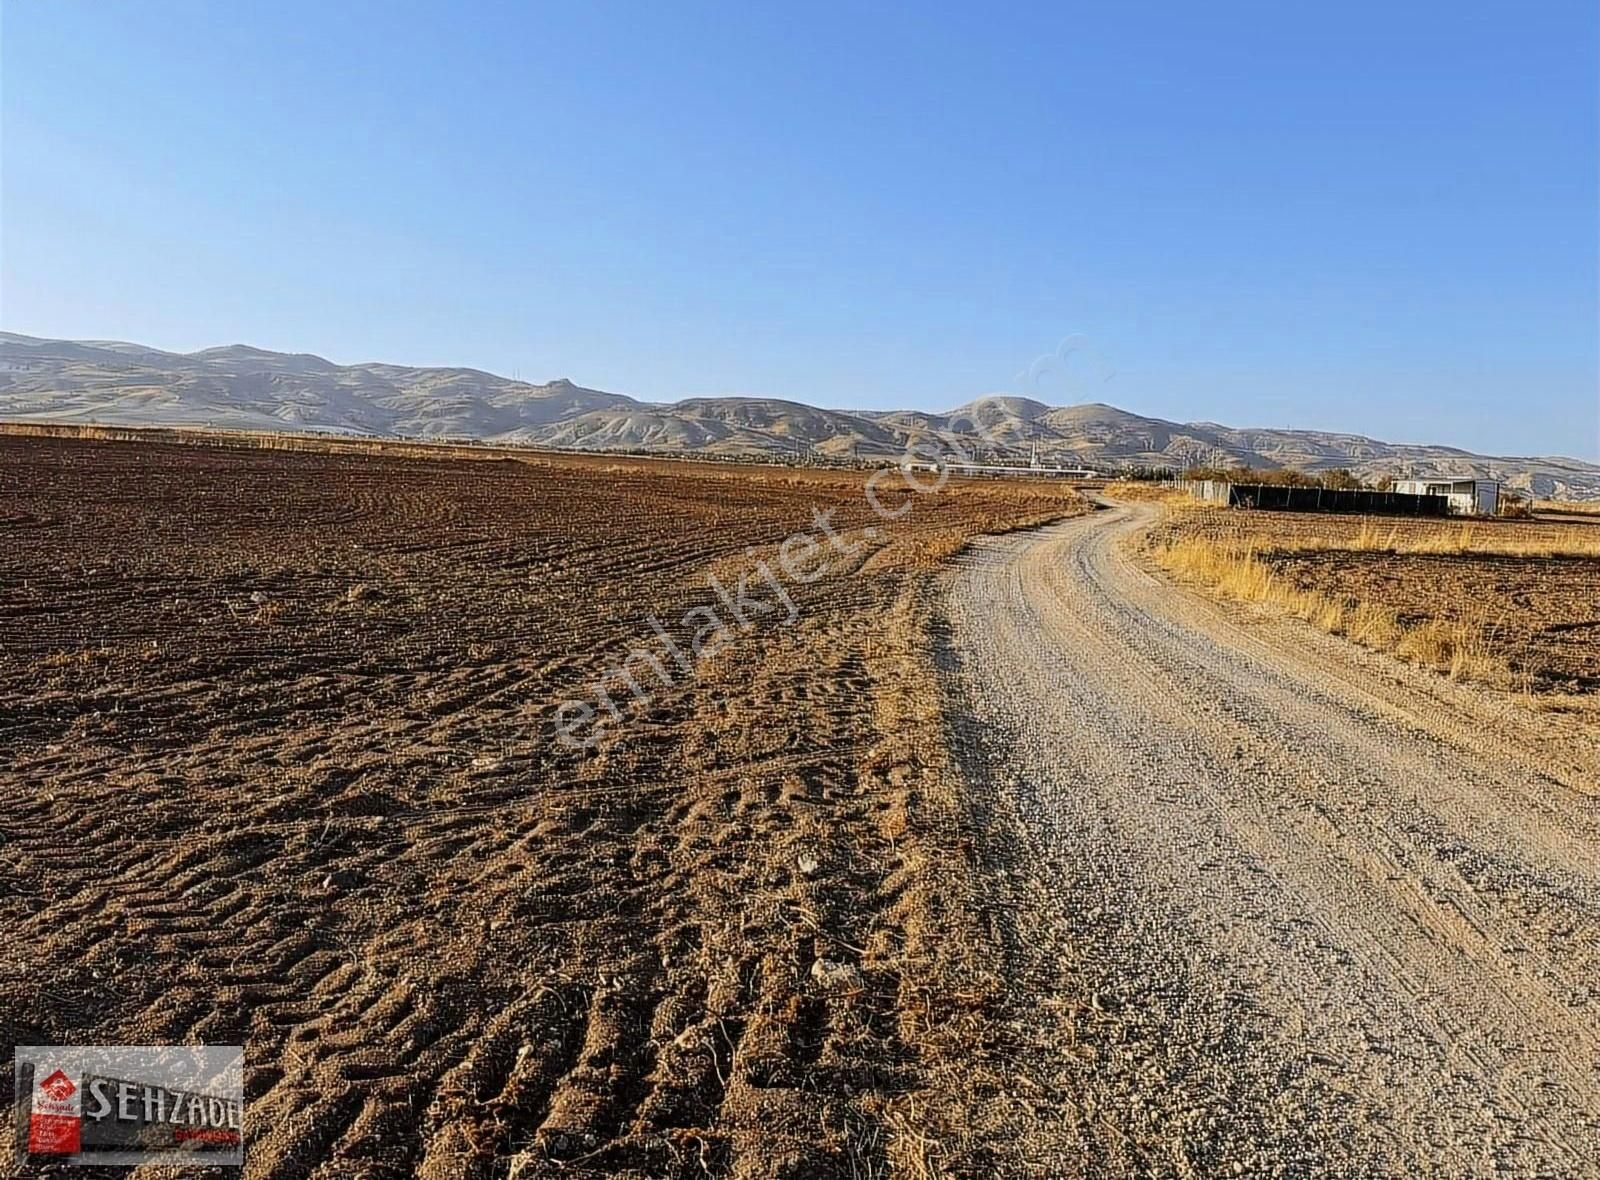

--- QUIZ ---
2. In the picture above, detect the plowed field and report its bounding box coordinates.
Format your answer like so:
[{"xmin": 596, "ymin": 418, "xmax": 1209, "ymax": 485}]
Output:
[{"xmin": 0, "ymin": 435, "xmax": 1086, "ymax": 1179}]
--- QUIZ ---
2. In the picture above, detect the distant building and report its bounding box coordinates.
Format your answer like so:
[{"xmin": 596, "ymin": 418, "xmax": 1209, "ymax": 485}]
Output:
[
  {"xmin": 899, "ymin": 458, "xmax": 1103, "ymax": 480},
  {"xmin": 1181, "ymin": 480, "xmax": 1449, "ymax": 516},
  {"xmin": 1393, "ymin": 477, "xmax": 1499, "ymax": 516}
]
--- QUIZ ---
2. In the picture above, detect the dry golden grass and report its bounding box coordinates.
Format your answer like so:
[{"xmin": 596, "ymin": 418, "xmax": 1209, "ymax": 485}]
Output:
[
  {"xmin": 1263, "ymin": 518, "xmax": 1600, "ymax": 558},
  {"xmin": 1152, "ymin": 536, "xmax": 1516, "ymax": 686},
  {"xmin": 1536, "ymin": 498, "xmax": 1600, "ymax": 516},
  {"xmin": 1102, "ymin": 480, "xmax": 1201, "ymax": 504}
]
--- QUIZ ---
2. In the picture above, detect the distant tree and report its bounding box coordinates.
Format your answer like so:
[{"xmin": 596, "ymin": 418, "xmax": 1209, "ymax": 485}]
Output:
[
  {"xmin": 1118, "ymin": 464, "xmax": 1177, "ymax": 482},
  {"xmin": 1238, "ymin": 466, "xmax": 1318, "ymax": 487},
  {"xmin": 1184, "ymin": 464, "xmax": 1355, "ymax": 488}
]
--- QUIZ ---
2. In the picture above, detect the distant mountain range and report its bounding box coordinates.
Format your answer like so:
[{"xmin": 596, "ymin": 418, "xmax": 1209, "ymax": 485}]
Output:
[{"xmin": 3, "ymin": 332, "xmax": 1596, "ymax": 498}]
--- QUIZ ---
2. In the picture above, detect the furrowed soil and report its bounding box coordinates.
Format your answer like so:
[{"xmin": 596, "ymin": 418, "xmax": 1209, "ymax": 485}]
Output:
[
  {"xmin": 1143, "ymin": 504, "xmax": 1600, "ymax": 694},
  {"xmin": 0, "ymin": 435, "xmax": 1086, "ymax": 1179}
]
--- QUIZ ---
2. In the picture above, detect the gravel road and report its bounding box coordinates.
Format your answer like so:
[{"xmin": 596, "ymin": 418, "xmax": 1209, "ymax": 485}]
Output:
[{"xmin": 939, "ymin": 500, "xmax": 1600, "ymax": 1178}]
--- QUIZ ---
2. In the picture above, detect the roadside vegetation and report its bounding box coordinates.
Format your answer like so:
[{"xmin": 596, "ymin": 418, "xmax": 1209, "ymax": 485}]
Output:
[
  {"xmin": 1150, "ymin": 534, "xmax": 1513, "ymax": 685},
  {"xmin": 1536, "ymin": 498, "xmax": 1600, "ymax": 516},
  {"xmin": 1099, "ymin": 479, "xmax": 1196, "ymax": 503},
  {"xmin": 1139, "ymin": 501, "xmax": 1600, "ymax": 700},
  {"xmin": 1256, "ymin": 518, "xmax": 1600, "ymax": 559},
  {"xmin": 1179, "ymin": 464, "xmax": 1371, "ymax": 489}
]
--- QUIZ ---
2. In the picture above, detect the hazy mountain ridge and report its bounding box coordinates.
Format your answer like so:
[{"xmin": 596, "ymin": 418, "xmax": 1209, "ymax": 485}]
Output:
[{"xmin": 2, "ymin": 332, "xmax": 1596, "ymax": 498}]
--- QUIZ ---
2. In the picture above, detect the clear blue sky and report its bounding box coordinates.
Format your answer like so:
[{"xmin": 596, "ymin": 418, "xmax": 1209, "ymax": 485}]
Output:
[{"xmin": 3, "ymin": 1, "xmax": 1596, "ymax": 457}]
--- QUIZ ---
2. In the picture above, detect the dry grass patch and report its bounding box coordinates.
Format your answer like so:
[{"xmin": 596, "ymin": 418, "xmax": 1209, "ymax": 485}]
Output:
[
  {"xmin": 1152, "ymin": 536, "xmax": 1518, "ymax": 687},
  {"xmin": 1535, "ymin": 499, "xmax": 1600, "ymax": 516},
  {"xmin": 1102, "ymin": 480, "xmax": 1195, "ymax": 503},
  {"xmin": 1142, "ymin": 503, "xmax": 1600, "ymax": 698},
  {"xmin": 1272, "ymin": 519, "xmax": 1600, "ymax": 558}
]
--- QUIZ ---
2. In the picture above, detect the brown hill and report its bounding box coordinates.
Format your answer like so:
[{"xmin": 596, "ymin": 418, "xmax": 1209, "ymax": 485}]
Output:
[{"xmin": 2, "ymin": 333, "xmax": 1595, "ymax": 497}]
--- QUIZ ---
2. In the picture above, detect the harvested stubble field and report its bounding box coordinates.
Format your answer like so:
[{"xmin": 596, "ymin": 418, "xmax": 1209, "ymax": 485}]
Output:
[
  {"xmin": 1141, "ymin": 500, "xmax": 1600, "ymax": 697},
  {"xmin": 0, "ymin": 435, "xmax": 1087, "ymax": 1179},
  {"xmin": 1535, "ymin": 498, "xmax": 1600, "ymax": 518}
]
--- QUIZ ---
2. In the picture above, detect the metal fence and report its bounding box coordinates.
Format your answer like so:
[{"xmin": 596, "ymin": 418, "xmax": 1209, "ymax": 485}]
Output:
[{"xmin": 1176, "ymin": 481, "xmax": 1450, "ymax": 516}]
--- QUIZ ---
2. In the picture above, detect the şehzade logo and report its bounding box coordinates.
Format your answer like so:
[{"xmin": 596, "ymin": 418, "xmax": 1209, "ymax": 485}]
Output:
[
  {"xmin": 28, "ymin": 1068, "xmax": 82, "ymax": 1154},
  {"xmin": 15, "ymin": 1045, "xmax": 244, "ymax": 1168}
]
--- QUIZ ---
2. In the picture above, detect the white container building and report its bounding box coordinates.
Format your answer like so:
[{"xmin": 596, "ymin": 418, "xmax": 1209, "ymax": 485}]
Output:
[{"xmin": 1393, "ymin": 477, "xmax": 1499, "ymax": 516}]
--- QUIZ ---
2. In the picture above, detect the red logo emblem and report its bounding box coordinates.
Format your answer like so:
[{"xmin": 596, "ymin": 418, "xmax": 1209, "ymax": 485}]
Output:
[{"xmin": 39, "ymin": 1070, "xmax": 76, "ymax": 1100}]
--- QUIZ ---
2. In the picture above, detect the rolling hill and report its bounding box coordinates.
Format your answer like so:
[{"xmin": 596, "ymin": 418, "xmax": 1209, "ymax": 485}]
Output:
[{"xmin": 2, "ymin": 332, "xmax": 1596, "ymax": 498}]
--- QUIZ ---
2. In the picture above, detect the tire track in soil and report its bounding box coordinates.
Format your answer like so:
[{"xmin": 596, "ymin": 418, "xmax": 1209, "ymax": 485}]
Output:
[
  {"xmin": 939, "ymin": 500, "xmax": 1600, "ymax": 1178},
  {"xmin": 1, "ymin": 435, "xmax": 1086, "ymax": 1179}
]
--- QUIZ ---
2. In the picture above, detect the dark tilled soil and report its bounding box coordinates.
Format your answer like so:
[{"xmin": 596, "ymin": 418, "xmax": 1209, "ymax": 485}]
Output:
[
  {"xmin": 1269, "ymin": 549, "xmax": 1600, "ymax": 689},
  {"xmin": 0, "ymin": 435, "xmax": 1085, "ymax": 1179}
]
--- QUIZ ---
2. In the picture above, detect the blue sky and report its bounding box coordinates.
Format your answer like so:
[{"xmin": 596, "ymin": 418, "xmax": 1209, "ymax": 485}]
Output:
[{"xmin": 3, "ymin": 1, "xmax": 1596, "ymax": 457}]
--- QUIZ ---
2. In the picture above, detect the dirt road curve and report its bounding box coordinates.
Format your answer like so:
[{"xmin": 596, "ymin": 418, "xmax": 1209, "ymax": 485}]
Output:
[{"xmin": 940, "ymin": 500, "xmax": 1600, "ymax": 1178}]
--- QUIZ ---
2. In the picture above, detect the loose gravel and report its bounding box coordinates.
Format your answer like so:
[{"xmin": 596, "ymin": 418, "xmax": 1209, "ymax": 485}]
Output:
[{"xmin": 939, "ymin": 500, "xmax": 1600, "ymax": 1178}]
